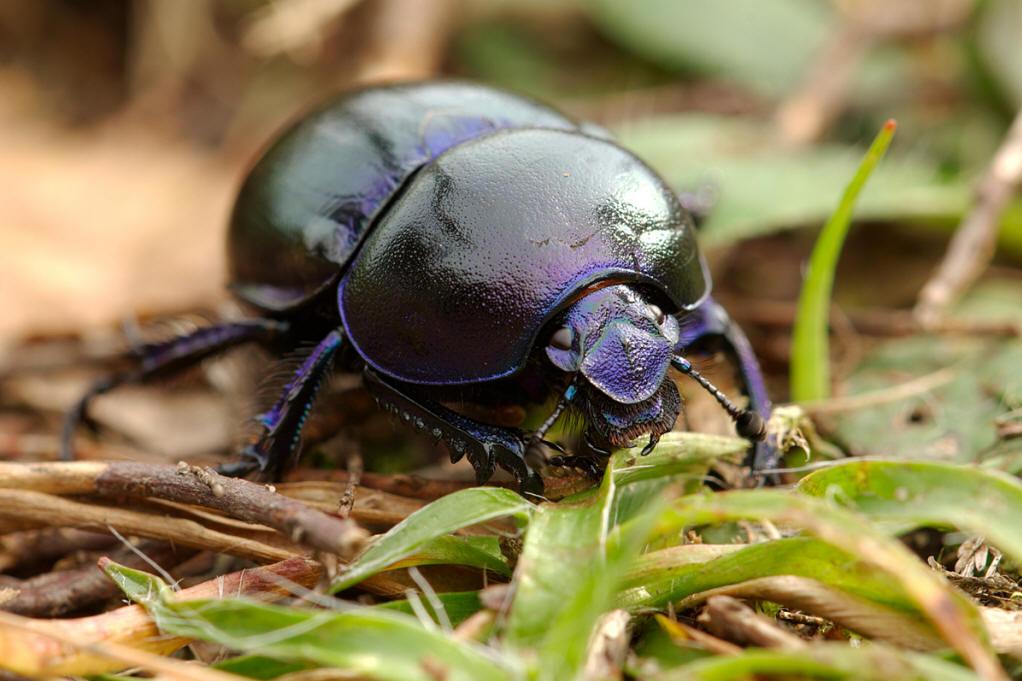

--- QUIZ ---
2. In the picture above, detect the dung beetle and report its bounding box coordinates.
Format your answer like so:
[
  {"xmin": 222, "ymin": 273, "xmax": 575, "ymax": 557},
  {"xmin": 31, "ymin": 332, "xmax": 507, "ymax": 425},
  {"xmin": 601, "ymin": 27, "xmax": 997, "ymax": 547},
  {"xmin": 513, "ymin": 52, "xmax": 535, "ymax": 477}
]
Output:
[{"xmin": 62, "ymin": 81, "xmax": 772, "ymax": 495}]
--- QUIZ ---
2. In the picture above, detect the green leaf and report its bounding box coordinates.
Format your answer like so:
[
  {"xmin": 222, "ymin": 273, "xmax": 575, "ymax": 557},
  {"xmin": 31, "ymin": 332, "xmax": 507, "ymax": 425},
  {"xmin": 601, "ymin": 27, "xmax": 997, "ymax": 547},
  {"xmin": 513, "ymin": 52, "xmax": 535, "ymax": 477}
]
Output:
[
  {"xmin": 389, "ymin": 535, "xmax": 511, "ymax": 577},
  {"xmin": 797, "ymin": 460, "xmax": 1022, "ymax": 564},
  {"xmin": 652, "ymin": 643, "xmax": 977, "ymax": 681},
  {"xmin": 376, "ymin": 591, "xmax": 483, "ymax": 629},
  {"xmin": 611, "ymin": 432, "xmax": 746, "ymax": 487},
  {"xmin": 618, "ymin": 116, "xmax": 973, "ymax": 250},
  {"xmin": 331, "ymin": 487, "xmax": 532, "ymax": 592},
  {"xmin": 649, "ymin": 490, "xmax": 999, "ymax": 677},
  {"xmin": 585, "ymin": 0, "xmax": 831, "ymax": 99},
  {"xmin": 215, "ymin": 656, "xmax": 312, "ymax": 680},
  {"xmin": 171, "ymin": 599, "xmax": 512, "ymax": 681},
  {"xmin": 104, "ymin": 562, "xmax": 513, "ymax": 681},
  {"xmin": 977, "ymin": 0, "xmax": 1022, "ymax": 108},
  {"xmin": 791, "ymin": 120, "xmax": 897, "ymax": 401},
  {"xmin": 506, "ymin": 452, "xmax": 667, "ymax": 681},
  {"xmin": 618, "ymin": 537, "xmax": 916, "ymax": 618},
  {"xmin": 820, "ymin": 281, "xmax": 1022, "ymax": 465}
]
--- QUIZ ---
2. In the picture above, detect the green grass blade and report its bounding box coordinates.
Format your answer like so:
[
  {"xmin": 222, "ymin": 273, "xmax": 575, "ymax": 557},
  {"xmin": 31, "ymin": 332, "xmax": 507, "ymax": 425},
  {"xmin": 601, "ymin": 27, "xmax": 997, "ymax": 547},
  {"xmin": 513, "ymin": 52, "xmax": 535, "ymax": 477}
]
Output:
[
  {"xmin": 105, "ymin": 563, "xmax": 514, "ymax": 681},
  {"xmin": 387, "ymin": 535, "xmax": 511, "ymax": 577},
  {"xmin": 619, "ymin": 537, "xmax": 914, "ymax": 616},
  {"xmin": 790, "ymin": 120, "xmax": 897, "ymax": 402},
  {"xmin": 506, "ymin": 448, "xmax": 679, "ymax": 680},
  {"xmin": 331, "ymin": 487, "xmax": 532, "ymax": 592},
  {"xmin": 652, "ymin": 643, "xmax": 977, "ymax": 681},
  {"xmin": 649, "ymin": 489, "xmax": 1001, "ymax": 679},
  {"xmin": 797, "ymin": 459, "xmax": 1022, "ymax": 563}
]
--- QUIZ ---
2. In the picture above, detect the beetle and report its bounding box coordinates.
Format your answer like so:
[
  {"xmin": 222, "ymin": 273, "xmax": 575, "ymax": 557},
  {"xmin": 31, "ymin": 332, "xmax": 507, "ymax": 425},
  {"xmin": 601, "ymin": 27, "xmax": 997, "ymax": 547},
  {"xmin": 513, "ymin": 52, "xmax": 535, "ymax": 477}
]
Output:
[{"xmin": 62, "ymin": 81, "xmax": 773, "ymax": 495}]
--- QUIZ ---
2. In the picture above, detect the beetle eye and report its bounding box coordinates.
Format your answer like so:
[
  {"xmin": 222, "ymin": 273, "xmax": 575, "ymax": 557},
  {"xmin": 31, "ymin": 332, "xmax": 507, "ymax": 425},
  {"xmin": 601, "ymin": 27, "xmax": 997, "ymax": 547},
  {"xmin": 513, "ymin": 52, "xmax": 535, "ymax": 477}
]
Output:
[
  {"xmin": 549, "ymin": 327, "xmax": 574, "ymax": 351},
  {"xmin": 649, "ymin": 304, "xmax": 666, "ymax": 325}
]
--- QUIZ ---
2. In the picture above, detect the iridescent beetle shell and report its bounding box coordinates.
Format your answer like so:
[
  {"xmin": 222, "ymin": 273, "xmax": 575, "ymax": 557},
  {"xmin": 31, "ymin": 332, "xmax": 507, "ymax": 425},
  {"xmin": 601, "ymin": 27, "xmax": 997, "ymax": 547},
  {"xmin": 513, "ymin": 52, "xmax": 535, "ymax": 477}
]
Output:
[{"xmin": 228, "ymin": 82, "xmax": 710, "ymax": 388}]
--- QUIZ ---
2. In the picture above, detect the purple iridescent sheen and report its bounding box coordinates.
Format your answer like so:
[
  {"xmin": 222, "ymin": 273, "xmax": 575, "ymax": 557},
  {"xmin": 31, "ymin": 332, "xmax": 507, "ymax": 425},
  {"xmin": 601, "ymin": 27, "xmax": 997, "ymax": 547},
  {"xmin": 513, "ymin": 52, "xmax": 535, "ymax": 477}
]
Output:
[
  {"xmin": 228, "ymin": 82, "xmax": 580, "ymax": 312},
  {"xmin": 341, "ymin": 128, "xmax": 708, "ymax": 385}
]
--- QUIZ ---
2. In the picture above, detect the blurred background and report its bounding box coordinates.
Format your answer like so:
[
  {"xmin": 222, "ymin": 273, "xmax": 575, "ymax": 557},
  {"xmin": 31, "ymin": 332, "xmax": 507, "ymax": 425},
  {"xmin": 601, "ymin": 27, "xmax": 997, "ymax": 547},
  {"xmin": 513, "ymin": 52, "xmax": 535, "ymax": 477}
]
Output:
[{"xmin": 1, "ymin": 0, "xmax": 1019, "ymax": 472}]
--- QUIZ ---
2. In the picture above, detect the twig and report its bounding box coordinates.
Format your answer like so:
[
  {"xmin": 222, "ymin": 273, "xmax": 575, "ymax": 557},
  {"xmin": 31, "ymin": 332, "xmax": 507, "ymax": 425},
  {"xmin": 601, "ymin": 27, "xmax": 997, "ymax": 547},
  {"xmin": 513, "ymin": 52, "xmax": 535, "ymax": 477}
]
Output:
[
  {"xmin": 775, "ymin": 24, "xmax": 870, "ymax": 146},
  {"xmin": 355, "ymin": 0, "xmax": 454, "ymax": 83},
  {"xmin": 800, "ymin": 366, "xmax": 958, "ymax": 415},
  {"xmin": 698, "ymin": 595, "xmax": 807, "ymax": 650},
  {"xmin": 0, "ymin": 556, "xmax": 321, "ymax": 677},
  {"xmin": 1, "ymin": 540, "xmax": 191, "ymax": 617},
  {"xmin": 99, "ymin": 462, "xmax": 369, "ymax": 559},
  {"xmin": 0, "ymin": 528, "xmax": 115, "ymax": 573},
  {"xmin": 0, "ymin": 460, "xmax": 369, "ymax": 560},
  {"xmin": 0, "ymin": 488, "xmax": 296, "ymax": 563},
  {"xmin": 720, "ymin": 296, "xmax": 1020, "ymax": 338},
  {"xmin": 337, "ymin": 452, "xmax": 363, "ymax": 518},
  {"xmin": 676, "ymin": 576, "xmax": 942, "ymax": 651},
  {"xmin": 582, "ymin": 609, "xmax": 631, "ymax": 681},
  {"xmin": 284, "ymin": 468, "xmax": 481, "ymax": 500},
  {"xmin": 916, "ymin": 108, "xmax": 1022, "ymax": 325}
]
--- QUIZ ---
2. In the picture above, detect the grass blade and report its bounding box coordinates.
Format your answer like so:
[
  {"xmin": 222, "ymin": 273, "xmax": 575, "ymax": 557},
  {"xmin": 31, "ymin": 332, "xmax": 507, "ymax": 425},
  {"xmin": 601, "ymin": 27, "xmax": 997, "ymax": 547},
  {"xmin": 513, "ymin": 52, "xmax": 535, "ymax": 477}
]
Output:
[
  {"xmin": 797, "ymin": 459, "xmax": 1022, "ymax": 563},
  {"xmin": 652, "ymin": 642, "xmax": 977, "ymax": 681},
  {"xmin": 650, "ymin": 489, "xmax": 1003, "ymax": 680},
  {"xmin": 106, "ymin": 563, "xmax": 514, "ymax": 681},
  {"xmin": 791, "ymin": 120, "xmax": 897, "ymax": 401},
  {"xmin": 331, "ymin": 487, "xmax": 532, "ymax": 592}
]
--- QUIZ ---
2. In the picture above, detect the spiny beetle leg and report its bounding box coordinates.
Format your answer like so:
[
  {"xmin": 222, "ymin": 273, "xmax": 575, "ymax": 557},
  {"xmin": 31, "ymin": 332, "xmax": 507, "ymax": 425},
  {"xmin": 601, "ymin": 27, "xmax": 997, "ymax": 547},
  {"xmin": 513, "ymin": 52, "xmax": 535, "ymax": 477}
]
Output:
[
  {"xmin": 61, "ymin": 318, "xmax": 288, "ymax": 462},
  {"xmin": 246, "ymin": 329, "xmax": 343, "ymax": 478},
  {"xmin": 548, "ymin": 455, "xmax": 604, "ymax": 480},
  {"xmin": 362, "ymin": 368, "xmax": 543, "ymax": 497},
  {"xmin": 680, "ymin": 297, "xmax": 778, "ymax": 477}
]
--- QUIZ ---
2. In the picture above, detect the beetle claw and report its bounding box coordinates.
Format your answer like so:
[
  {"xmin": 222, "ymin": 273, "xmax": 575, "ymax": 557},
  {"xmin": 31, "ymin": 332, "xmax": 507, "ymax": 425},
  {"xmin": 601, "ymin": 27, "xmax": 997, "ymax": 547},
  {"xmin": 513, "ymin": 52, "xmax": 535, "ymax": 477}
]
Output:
[
  {"xmin": 549, "ymin": 454, "xmax": 603, "ymax": 480},
  {"xmin": 640, "ymin": 433, "xmax": 660, "ymax": 457}
]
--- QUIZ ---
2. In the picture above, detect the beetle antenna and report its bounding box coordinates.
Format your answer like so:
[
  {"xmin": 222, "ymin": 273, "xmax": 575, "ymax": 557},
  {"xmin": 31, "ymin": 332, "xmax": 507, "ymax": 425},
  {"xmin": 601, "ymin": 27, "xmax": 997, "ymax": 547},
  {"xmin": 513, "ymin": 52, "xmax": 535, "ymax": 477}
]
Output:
[
  {"xmin": 530, "ymin": 380, "xmax": 578, "ymax": 448},
  {"xmin": 671, "ymin": 356, "xmax": 766, "ymax": 441}
]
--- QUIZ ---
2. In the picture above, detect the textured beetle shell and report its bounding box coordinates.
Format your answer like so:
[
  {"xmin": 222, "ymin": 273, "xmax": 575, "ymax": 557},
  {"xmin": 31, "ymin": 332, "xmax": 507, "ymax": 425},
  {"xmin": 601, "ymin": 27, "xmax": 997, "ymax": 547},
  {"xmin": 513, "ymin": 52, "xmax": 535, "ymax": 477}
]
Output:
[
  {"xmin": 228, "ymin": 82, "xmax": 581, "ymax": 311},
  {"xmin": 341, "ymin": 128, "xmax": 708, "ymax": 385}
]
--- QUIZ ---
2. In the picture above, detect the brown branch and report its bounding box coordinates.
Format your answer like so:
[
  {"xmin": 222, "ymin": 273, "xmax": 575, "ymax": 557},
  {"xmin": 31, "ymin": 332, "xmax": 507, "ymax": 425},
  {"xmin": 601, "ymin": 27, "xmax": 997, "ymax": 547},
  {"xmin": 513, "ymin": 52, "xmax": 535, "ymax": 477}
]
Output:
[
  {"xmin": 916, "ymin": 108, "xmax": 1022, "ymax": 325},
  {"xmin": 285, "ymin": 468, "xmax": 484, "ymax": 500},
  {"xmin": 698, "ymin": 595, "xmax": 807, "ymax": 650},
  {"xmin": 719, "ymin": 296, "xmax": 1020, "ymax": 338},
  {"xmin": 0, "ymin": 556, "xmax": 321, "ymax": 678},
  {"xmin": 0, "ymin": 461, "xmax": 370, "ymax": 560},
  {"xmin": 96, "ymin": 462, "xmax": 369, "ymax": 560},
  {"xmin": 355, "ymin": 0, "xmax": 454, "ymax": 83},
  {"xmin": 0, "ymin": 488, "xmax": 296, "ymax": 563},
  {"xmin": 775, "ymin": 24, "xmax": 870, "ymax": 146},
  {"xmin": 1, "ymin": 540, "xmax": 192, "ymax": 617},
  {"xmin": 0, "ymin": 528, "xmax": 115, "ymax": 573},
  {"xmin": 582, "ymin": 609, "xmax": 631, "ymax": 681}
]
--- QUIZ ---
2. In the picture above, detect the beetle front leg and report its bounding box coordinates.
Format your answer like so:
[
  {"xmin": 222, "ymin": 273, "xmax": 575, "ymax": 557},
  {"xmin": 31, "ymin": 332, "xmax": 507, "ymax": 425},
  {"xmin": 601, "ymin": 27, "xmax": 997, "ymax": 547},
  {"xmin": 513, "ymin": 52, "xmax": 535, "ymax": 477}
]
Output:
[
  {"xmin": 680, "ymin": 297, "xmax": 777, "ymax": 472},
  {"xmin": 234, "ymin": 329, "xmax": 344, "ymax": 478},
  {"xmin": 61, "ymin": 318, "xmax": 288, "ymax": 461},
  {"xmin": 362, "ymin": 368, "xmax": 544, "ymax": 497}
]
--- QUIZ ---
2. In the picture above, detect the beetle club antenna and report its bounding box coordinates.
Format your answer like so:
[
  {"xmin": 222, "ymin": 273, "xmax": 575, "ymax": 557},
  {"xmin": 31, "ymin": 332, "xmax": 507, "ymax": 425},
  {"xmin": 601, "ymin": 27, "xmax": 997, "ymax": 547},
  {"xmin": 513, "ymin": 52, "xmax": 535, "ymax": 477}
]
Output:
[{"xmin": 671, "ymin": 356, "xmax": 766, "ymax": 441}]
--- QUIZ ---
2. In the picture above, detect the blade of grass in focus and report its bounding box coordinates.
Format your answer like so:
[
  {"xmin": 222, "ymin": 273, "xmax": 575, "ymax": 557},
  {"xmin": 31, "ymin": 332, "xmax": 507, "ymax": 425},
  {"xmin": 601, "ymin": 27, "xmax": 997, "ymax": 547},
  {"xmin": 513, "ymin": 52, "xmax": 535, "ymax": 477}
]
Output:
[
  {"xmin": 105, "ymin": 563, "xmax": 514, "ymax": 681},
  {"xmin": 797, "ymin": 459, "xmax": 1022, "ymax": 563},
  {"xmin": 330, "ymin": 487, "xmax": 532, "ymax": 593},
  {"xmin": 791, "ymin": 120, "xmax": 897, "ymax": 402}
]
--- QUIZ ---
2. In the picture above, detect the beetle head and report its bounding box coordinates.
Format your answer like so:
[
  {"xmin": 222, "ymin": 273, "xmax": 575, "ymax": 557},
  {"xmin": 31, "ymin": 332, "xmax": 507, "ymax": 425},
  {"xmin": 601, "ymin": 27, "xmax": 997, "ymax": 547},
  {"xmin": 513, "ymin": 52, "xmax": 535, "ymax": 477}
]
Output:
[{"xmin": 545, "ymin": 284, "xmax": 682, "ymax": 448}]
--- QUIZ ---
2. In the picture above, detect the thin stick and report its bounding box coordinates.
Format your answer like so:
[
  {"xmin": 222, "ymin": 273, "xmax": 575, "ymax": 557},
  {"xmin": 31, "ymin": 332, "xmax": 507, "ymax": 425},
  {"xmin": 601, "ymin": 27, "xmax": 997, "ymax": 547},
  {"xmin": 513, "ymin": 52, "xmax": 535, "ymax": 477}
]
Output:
[{"xmin": 915, "ymin": 109, "xmax": 1022, "ymax": 325}]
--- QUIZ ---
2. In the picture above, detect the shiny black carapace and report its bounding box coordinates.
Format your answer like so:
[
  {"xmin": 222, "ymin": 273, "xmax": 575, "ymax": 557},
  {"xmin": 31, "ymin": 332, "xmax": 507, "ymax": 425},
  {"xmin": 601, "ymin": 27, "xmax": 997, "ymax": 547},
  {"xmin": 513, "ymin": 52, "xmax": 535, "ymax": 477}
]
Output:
[{"xmin": 63, "ymin": 82, "xmax": 772, "ymax": 495}]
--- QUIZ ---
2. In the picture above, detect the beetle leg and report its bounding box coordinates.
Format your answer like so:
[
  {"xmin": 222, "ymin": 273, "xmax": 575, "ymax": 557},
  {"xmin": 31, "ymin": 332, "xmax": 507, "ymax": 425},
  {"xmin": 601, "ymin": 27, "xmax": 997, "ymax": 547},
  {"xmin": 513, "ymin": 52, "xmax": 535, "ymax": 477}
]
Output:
[
  {"xmin": 362, "ymin": 368, "xmax": 544, "ymax": 498},
  {"xmin": 242, "ymin": 329, "xmax": 344, "ymax": 477},
  {"xmin": 678, "ymin": 297, "xmax": 777, "ymax": 474},
  {"xmin": 61, "ymin": 318, "xmax": 288, "ymax": 461},
  {"xmin": 548, "ymin": 454, "xmax": 604, "ymax": 480}
]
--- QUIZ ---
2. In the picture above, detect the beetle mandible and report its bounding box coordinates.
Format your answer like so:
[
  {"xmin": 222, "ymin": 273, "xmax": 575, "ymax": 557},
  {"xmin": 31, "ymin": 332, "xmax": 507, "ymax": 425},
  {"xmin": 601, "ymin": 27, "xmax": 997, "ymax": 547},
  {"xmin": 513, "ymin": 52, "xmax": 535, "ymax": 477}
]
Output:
[{"xmin": 62, "ymin": 81, "xmax": 773, "ymax": 495}]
